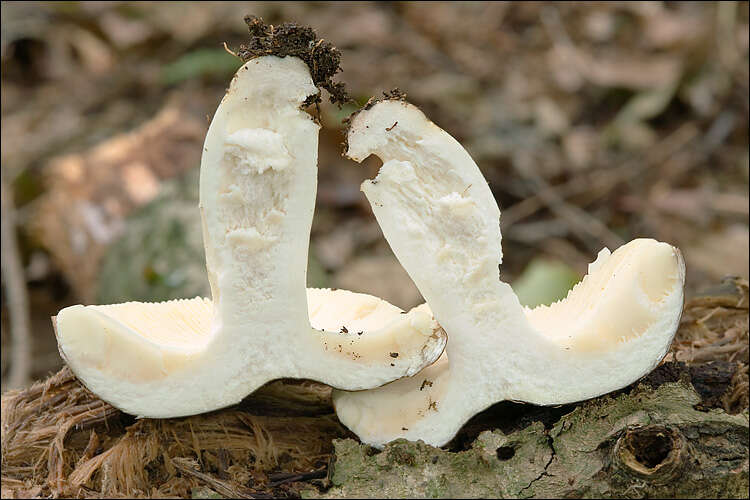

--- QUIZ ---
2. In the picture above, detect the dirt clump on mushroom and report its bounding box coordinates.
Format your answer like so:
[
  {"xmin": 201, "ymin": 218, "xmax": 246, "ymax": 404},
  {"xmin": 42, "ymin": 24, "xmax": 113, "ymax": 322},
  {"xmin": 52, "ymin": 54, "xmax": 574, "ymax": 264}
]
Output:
[{"xmin": 236, "ymin": 15, "xmax": 349, "ymax": 108}]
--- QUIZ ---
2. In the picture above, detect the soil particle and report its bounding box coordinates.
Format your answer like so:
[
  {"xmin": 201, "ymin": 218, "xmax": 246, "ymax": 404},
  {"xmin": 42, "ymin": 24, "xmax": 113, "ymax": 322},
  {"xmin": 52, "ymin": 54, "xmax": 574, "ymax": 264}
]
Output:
[
  {"xmin": 419, "ymin": 379, "xmax": 433, "ymax": 391},
  {"xmin": 344, "ymin": 89, "xmax": 407, "ymax": 124},
  {"xmin": 341, "ymin": 88, "xmax": 409, "ymax": 154}
]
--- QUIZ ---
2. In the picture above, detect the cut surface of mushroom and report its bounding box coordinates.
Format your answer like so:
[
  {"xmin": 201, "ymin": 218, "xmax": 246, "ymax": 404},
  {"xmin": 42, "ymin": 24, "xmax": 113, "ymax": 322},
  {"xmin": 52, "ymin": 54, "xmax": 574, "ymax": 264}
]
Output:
[
  {"xmin": 335, "ymin": 99, "xmax": 685, "ymax": 448},
  {"xmin": 54, "ymin": 58, "xmax": 445, "ymax": 418}
]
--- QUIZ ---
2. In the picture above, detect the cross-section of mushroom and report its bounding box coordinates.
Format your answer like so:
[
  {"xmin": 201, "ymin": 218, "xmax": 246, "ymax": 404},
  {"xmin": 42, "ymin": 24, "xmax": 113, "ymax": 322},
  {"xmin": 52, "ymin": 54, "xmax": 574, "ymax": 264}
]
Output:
[
  {"xmin": 334, "ymin": 98, "xmax": 685, "ymax": 448},
  {"xmin": 54, "ymin": 55, "xmax": 445, "ymax": 419}
]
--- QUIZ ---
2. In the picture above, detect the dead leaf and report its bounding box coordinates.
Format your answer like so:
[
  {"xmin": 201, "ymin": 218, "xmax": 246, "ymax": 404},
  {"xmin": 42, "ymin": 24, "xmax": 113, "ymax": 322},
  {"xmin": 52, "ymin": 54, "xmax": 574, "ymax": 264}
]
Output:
[
  {"xmin": 552, "ymin": 45, "xmax": 683, "ymax": 90},
  {"xmin": 685, "ymin": 225, "xmax": 750, "ymax": 282},
  {"xmin": 562, "ymin": 126, "xmax": 598, "ymax": 170},
  {"xmin": 99, "ymin": 11, "xmax": 154, "ymax": 49}
]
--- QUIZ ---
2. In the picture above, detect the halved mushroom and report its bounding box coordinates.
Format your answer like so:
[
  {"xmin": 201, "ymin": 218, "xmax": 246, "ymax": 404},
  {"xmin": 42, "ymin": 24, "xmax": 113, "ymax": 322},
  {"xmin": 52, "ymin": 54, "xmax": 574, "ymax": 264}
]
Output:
[
  {"xmin": 54, "ymin": 58, "xmax": 445, "ymax": 418},
  {"xmin": 334, "ymin": 99, "xmax": 685, "ymax": 448}
]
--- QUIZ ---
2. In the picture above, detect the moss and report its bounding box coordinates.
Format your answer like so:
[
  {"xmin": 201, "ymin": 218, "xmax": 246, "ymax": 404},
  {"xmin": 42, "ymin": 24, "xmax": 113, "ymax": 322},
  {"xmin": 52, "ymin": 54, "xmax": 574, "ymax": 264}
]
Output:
[
  {"xmin": 96, "ymin": 168, "xmax": 209, "ymax": 303},
  {"xmin": 191, "ymin": 487, "xmax": 224, "ymax": 499}
]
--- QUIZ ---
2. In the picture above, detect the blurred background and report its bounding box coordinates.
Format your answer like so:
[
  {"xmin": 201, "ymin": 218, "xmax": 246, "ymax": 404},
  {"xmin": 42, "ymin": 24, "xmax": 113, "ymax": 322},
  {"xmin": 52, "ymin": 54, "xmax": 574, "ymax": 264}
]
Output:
[{"xmin": 1, "ymin": 1, "xmax": 748, "ymax": 390}]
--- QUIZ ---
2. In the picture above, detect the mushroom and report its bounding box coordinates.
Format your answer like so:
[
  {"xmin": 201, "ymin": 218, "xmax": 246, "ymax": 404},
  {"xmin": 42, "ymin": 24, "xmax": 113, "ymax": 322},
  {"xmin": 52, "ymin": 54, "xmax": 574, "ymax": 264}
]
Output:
[
  {"xmin": 333, "ymin": 98, "xmax": 685, "ymax": 448},
  {"xmin": 54, "ymin": 58, "xmax": 446, "ymax": 418}
]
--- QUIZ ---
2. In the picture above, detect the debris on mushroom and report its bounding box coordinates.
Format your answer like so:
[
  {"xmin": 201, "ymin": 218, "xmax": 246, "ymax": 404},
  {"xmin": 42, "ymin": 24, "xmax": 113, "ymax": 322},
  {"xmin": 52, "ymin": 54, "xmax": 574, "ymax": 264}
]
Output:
[
  {"xmin": 53, "ymin": 22, "xmax": 446, "ymax": 419},
  {"xmin": 334, "ymin": 98, "xmax": 685, "ymax": 448}
]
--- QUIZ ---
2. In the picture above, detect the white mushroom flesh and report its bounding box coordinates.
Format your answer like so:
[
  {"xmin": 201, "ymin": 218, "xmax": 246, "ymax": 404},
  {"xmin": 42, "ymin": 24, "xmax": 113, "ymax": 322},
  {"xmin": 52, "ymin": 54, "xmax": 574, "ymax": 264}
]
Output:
[
  {"xmin": 335, "ymin": 100, "xmax": 685, "ymax": 447},
  {"xmin": 55, "ymin": 59, "xmax": 446, "ymax": 418}
]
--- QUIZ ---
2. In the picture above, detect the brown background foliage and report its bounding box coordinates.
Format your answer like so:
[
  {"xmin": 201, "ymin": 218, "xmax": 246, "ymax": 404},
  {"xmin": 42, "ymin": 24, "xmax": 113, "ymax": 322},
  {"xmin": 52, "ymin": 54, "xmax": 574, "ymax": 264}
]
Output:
[{"xmin": 1, "ymin": 1, "xmax": 748, "ymax": 388}]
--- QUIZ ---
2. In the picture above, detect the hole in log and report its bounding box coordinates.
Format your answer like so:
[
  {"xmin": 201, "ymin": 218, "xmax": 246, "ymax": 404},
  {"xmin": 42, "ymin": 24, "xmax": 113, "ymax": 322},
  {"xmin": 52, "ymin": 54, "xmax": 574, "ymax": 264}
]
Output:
[
  {"xmin": 496, "ymin": 446, "xmax": 515, "ymax": 461},
  {"xmin": 626, "ymin": 430, "xmax": 673, "ymax": 469},
  {"xmin": 614, "ymin": 425, "xmax": 686, "ymax": 482}
]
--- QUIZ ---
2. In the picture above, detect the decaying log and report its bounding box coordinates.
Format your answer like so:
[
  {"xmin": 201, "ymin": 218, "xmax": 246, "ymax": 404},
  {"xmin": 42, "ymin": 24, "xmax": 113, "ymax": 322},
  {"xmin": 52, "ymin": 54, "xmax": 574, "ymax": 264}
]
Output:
[
  {"xmin": 2, "ymin": 360, "xmax": 747, "ymax": 499},
  {"xmin": 308, "ymin": 278, "xmax": 749, "ymax": 499},
  {"xmin": 310, "ymin": 364, "xmax": 749, "ymax": 498}
]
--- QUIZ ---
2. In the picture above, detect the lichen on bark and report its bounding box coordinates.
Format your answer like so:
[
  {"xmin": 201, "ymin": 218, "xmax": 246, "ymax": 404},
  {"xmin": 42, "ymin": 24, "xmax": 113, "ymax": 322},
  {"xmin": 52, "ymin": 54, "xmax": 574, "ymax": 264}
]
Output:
[{"xmin": 308, "ymin": 380, "xmax": 749, "ymax": 498}]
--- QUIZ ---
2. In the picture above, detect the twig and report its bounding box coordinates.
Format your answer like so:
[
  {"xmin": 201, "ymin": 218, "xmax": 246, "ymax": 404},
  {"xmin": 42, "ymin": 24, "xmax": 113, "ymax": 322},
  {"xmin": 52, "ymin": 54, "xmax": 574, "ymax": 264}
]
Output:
[
  {"xmin": 1, "ymin": 173, "xmax": 32, "ymax": 389},
  {"xmin": 222, "ymin": 41, "xmax": 239, "ymax": 59},
  {"xmin": 171, "ymin": 457, "xmax": 271, "ymax": 499},
  {"xmin": 268, "ymin": 468, "xmax": 327, "ymax": 487}
]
